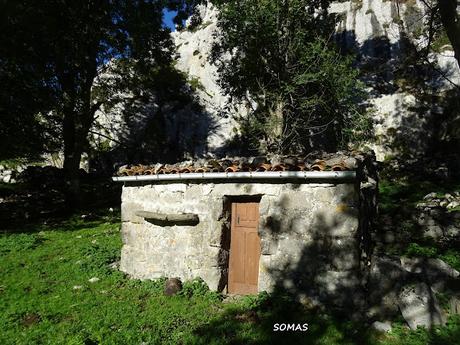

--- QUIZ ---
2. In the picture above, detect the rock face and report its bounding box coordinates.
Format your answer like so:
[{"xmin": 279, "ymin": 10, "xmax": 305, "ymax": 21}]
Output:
[
  {"xmin": 0, "ymin": 165, "xmax": 26, "ymax": 184},
  {"xmin": 83, "ymin": 0, "xmax": 460, "ymax": 167},
  {"xmin": 371, "ymin": 321, "xmax": 392, "ymax": 333},
  {"xmin": 169, "ymin": 0, "xmax": 460, "ymax": 162},
  {"xmin": 398, "ymin": 283, "xmax": 446, "ymax": 330},
  {"xmin": 331, "ymin": 0, "xmax": 460, "ymax": 162},
  {"xmin": 172, "ymin": 5, "xmax": 247, "ymax": 154},
  {"xmin": 416, "ymin": 192, "xmax": 460, "ymax": 242},
  {"xmin": 367, "ymin": 255, "xmax": 408, "ymax": 319}
]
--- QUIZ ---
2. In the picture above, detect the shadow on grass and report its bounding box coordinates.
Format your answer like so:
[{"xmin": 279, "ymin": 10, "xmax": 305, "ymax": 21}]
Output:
[{"xmin": 192, "ymin": 292, "xmax": 377, "ymax": 345}]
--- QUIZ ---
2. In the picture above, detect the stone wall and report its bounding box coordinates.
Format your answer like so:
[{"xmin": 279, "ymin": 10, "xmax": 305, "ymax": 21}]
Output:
[{"xmin": 120, "ymin": 180, "xmax": 370, "ymax": 307}]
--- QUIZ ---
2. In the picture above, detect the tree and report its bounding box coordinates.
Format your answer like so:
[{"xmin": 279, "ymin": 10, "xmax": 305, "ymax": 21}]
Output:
[
  {"xmin": 210, "ymin": 0, "xmax": 369, "ymax": 154},
  {"xmin": 437, "ymin": 0, "xmax": 460, "ymax": 68},
  {"xmin": 1, "ymin": 0, "xmax": 176, "ymax": 208},
  {"xmin": 418, "ymin": 0, "xmax": 460, "ymax": 69}
]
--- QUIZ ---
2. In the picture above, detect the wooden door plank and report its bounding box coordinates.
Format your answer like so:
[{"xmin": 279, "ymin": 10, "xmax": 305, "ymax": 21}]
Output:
[{"xmin": 228, "ymin": 201, "xmax": 261, "ymax": 295}]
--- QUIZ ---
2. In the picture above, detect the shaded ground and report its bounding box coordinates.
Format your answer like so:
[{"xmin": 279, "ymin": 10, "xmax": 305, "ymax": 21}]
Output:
[{"xmin": 0, "ymin": 174, "xmax": 121, "ymax": 231}]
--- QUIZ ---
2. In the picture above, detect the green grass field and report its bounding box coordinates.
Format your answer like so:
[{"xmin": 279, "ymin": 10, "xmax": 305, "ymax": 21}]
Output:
[{"xmin": 1, "ymin": 210, "xmax": 459, "ymax": 344}]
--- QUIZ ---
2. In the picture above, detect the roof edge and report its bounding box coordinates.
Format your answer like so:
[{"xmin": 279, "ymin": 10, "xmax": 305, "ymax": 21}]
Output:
[{"xmin": 112, "ymin": 171, "xmax": 356, "ymax": 183}]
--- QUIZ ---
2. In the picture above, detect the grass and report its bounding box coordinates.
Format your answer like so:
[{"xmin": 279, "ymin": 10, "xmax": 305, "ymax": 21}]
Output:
[
  {"xmin": 0, "ymin": 158, "xmax": 38, "ymax": 169},
  {"xmin": 1, "ymin": 210, "xmax": 460, "ymax": 344},
  {"xmin": 379, "ymin": 178, "xmax": 460, "ymax": 215}
]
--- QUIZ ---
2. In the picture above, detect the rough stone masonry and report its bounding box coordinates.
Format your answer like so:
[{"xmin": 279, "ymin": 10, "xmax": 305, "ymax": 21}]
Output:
[{"xmin": 119, "ymin": 155, "xmax": 377, "ymax": 309}]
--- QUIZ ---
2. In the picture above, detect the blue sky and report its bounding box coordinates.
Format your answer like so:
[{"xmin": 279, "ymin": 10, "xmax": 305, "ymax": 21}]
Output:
[{"xmin": 163, "ymin": 9, "xmax": 177, "ymax": 31}]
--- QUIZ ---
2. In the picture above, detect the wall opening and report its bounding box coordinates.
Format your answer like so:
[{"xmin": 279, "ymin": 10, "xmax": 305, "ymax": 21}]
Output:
[{"xmin": 217, "ymin": 195, "xmax": 262, "ymax": 293}]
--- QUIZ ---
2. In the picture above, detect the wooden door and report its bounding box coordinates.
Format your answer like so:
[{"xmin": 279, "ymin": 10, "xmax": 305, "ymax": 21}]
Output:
[{"xmin": 228, "ymin": 202, "xmax": 261, "ymax": 294}]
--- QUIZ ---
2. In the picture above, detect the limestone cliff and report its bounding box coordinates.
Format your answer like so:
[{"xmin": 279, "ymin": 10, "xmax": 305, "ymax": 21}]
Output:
[
  {"xmin": 169, "ymin": 1, "xmax": 459, "ymax": 162},
  {"xmin": 92, "ymin": 1, "xmax": 460, "ymax": 168}
]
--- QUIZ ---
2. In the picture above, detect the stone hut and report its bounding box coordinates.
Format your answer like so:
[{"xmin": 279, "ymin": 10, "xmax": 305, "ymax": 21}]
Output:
[{"xmin": 113, "ymin": 153, "xmax": 377, "ymax": 306}]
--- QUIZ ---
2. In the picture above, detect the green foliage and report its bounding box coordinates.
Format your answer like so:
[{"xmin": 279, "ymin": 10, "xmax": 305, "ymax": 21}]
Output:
[
  {"xmin": 398, "ymin": 231, "xmax": 460, "ymax": 275},
  {"xmin": 380, "ymin": 316, "xmax": 460, "ymax": 345},
  {"xmin": 211, "ymin": 0, "xmax": 370, "ymax": 154},
  {"xmin": 406, "ymin": 243, "xmax": 438, "ymax": 258},
  {"xmin": 432, "ymin": 29, "xmax": 453, "ymax": 52},
  {"xmin": 188, "ymin": 76, "xmax": 206, "ymax": 92},
  {"xmin": 0, "ymin": 0, "xmax": 190, "ymax": 196},
  {"xmin": 180, "ymin": 278, "xmax": 220, "ymax": 301},
  {"xmin": 439, "ymin": 250, "xmax": 460, "ymax": 271}
]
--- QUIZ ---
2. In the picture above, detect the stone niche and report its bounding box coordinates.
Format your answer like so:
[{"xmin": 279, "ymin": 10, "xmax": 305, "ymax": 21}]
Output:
[{"xmin": 119, "ymin": 166, "xmax": 377, "ymax": 308}]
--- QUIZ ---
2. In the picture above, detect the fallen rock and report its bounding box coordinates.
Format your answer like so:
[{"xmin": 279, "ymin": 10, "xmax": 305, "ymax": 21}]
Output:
[
  {"xmin": 401, "ymin": 257, "xmax": 459, "ymax": 279},
  {"xmin": 371, "ymin": 321, "xmax": 392, "ymax": 333},
  {"xmin": 424, "ymin": 192, "xmax": 438, "ymax": 200},
  {"xmin": 108, "ymin": 261, "xmax": 120, "ymax": 270},
  {"xmin": 367, "ymin": 255, "xmax": 407, "ymax": 319},
  {"xmin": 398, "ymin": 283, "xmax": 446, "ymax": 330},
  {"xmin": 423, "ymin": 225, "xmax": 444, "ymax": 240},
  {"xmin": 450, "ymin": 296, "xmax": 460, "ymax": 315},
  {"xmin": 447, "ymin": 201, "xmax": 460, "ymax": 210},
  {"xmin": 164, "ymin": 278, "xmax": 182, "ymax": 296}
]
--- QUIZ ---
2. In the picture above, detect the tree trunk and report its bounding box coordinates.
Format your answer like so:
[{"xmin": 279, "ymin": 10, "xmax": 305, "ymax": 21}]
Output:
[
  {"xmin": 438, "ymin": 0, "xmax": 460, "ymax": 68},
  {"xmin": 60, "ymin": 50, "xmax": 98, "ymax": 210},
  {"xmin": 63, "ymin": 109, "xmax": 84, "ymax": 210},
  {"xmin": 63, "ymin": 147, "xmax": 83, "ymax": 210}
]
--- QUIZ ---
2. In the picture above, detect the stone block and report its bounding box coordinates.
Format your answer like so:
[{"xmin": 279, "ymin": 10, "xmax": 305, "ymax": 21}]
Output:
[
  {"xmin": 208, "ymin": 220, "xmax": 225, "ymax": 247},
  {"xmin": 161, "ymin": 183, "xmax": 187, "ymax": 193},
  {"xmin": 278, "ymin": 191, "xmax": 314, "ymax": 210},
  {"xmin": 259, "ymin": 196, "xmax": 271, "ymax": 214},
  {"xmin": 450, "ymin": 296, "xmax": 460, "ymax": 315},
  {"xmin": 398, "ymin": 283, "xmax": 446, "ymax": 330},
  {"xmin": 121, "ymin": 202, "xmax": 144, "ymax": 223},
  {"xmin": 333, "ymin": 183, "xmax": 358, "ymax": 201},
  {"xmin": 260, "ymin": 236, "xmax": 276, "ymax": 255},
  {"xmin": 210, "ymin": 183, "xmax": 245, "ymax": 196},
  {"xmin": 121, "ymin": 186, "xmax": 140, "ymax": 200},
  {"xmin": 309, "ymin": 211, "xmax": 358, "ymax": 238},
  {"xmin": 120, "ymin": 222, "xmax": 144, "ymax": 245},
  {"xmin": 184, "ymin": 185, "xmax": 204, "ymax": 201},
  {"xmin": 253, "ymin": 184, "xmax": 281, "ymax": 196},
  {"xmin": 192, "ymin": 268, "xmax": 221, "ymax": 291}
]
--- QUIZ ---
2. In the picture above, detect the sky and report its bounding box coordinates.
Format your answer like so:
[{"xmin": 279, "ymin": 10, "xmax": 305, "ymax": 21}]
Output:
[{"xmin": 163, "ymin": 9, "xmax": 177, "ymax": 31}]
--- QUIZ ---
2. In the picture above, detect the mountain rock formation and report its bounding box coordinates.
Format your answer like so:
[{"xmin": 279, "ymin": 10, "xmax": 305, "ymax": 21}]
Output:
[{"xmin": 91, "ymin": 1, "xmax": 460, "ymax": 171}]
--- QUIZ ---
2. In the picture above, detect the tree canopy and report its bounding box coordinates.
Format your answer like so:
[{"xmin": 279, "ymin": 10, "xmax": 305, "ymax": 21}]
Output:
[
  {"xmin": 210, "ymin": 0, "xmax": 370, "ymax": 154},
  {"xmin": 0, "ymin": 0, "xmax": 179, "ymax": 207}
]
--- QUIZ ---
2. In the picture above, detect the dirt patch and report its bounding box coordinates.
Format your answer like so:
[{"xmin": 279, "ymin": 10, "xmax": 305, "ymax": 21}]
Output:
[{"xmin": 21, "ymin": 313, "xmax": 41, "ymax": 327}]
